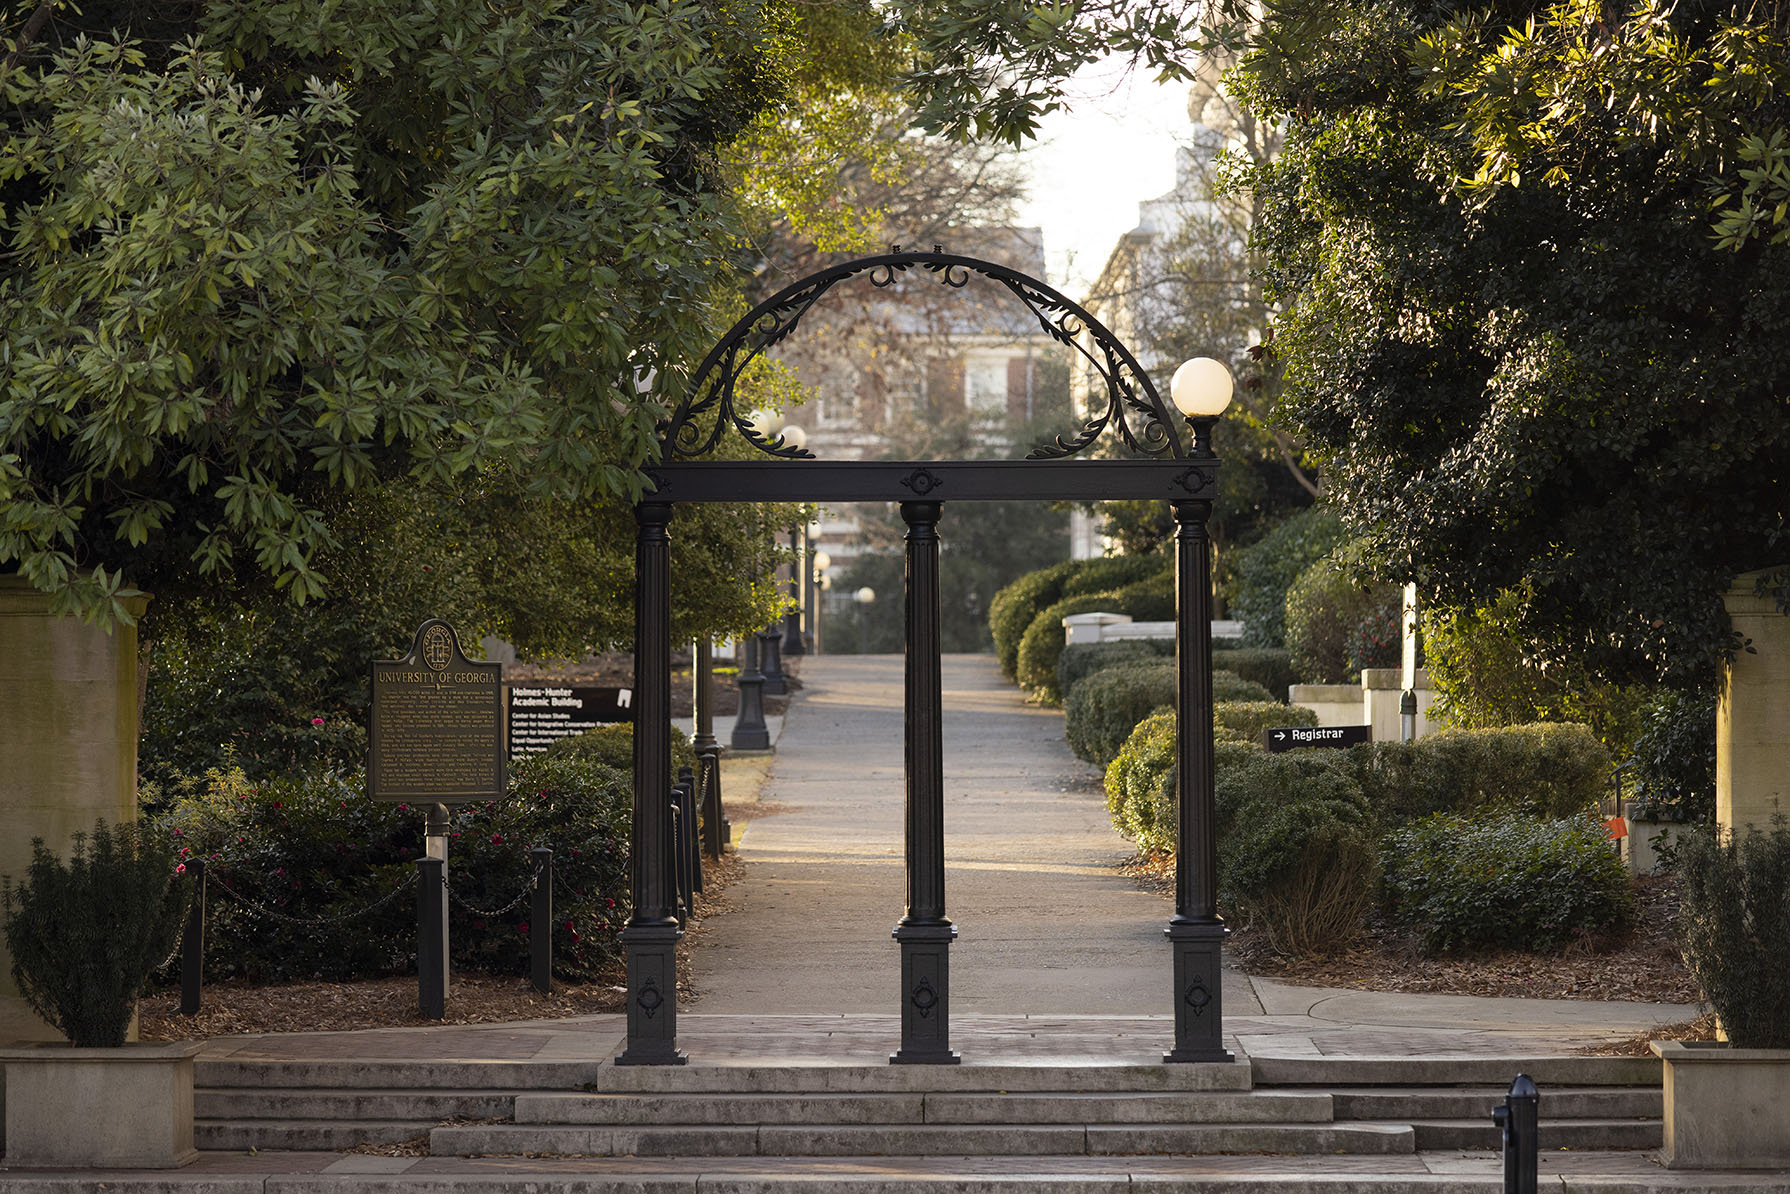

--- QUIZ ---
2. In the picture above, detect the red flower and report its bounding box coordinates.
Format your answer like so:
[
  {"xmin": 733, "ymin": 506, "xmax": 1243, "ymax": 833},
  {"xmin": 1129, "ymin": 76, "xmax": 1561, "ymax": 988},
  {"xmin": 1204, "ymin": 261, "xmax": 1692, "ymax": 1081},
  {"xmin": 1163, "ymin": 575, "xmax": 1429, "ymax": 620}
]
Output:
[
  {"xmin": 175, "ymin": 862, "xmax": 186, "ymax": 874},
  {"xmin": 490, "ymin": 833, "xmax": 503, "ymax": 845},
  {"xmin": 311, "ymin": 717, "xmax": 325, "ymax": 726},
  {"xmin": 518, "ymin": 922, "xmax": 530, "ymax": 935}
]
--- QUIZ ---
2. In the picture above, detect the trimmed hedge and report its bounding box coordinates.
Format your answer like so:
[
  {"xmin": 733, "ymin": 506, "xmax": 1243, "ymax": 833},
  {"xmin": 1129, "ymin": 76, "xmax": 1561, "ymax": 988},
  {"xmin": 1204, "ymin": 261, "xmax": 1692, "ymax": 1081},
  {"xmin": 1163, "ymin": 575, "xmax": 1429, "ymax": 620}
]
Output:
[
  {"xmin": 1284, "ymin": 554, "xmax": 1400, "ymax": 684},
  {"xmin": 1348, "ymin": 723, "xmax": 1608, "ymax": 823},
  {"xmin": 1106, "ymin": 714, "xmax": 1264, "ymax": 855},
  {"xmin": 989, "ymin": 555, "xmax": 1166, "ymax": 681},
  {"xmin": 1065, "ymin": 661, "xmax": 1273, "ymax": 767},
  {"xmin": 1058, "ymin": 639, "xmax": 1173, "ymax": 699},
  {"xmin": 1105, "ymin": 716, "xmax": 1377, "ymax": 954},
  {"xmin": 1017, "ymin": 571, "xmax": 1174, "ymax": 702},
  {"xmin": 1382, "ymin": 812, "xmax": 1633, "ymax": 952},
  {"xmin": 1059, "ymin": 642, "xmax": 1291, "ymax": 705},
  {"xmin": 1216, "ymin": 750, "xmax": 1379, "ymax": 955},
  {"xmin": 1216, "ymin": 700, "xmax": 1317, "ymax": 745},
  {"xmin": 1210, "ymin": 647, "xmax": 1297, "ymax": 702}
]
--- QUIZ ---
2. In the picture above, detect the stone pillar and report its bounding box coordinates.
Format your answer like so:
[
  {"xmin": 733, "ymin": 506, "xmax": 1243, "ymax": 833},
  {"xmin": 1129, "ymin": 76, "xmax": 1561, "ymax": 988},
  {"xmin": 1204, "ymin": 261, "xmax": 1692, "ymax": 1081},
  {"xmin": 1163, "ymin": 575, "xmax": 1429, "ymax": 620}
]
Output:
[
  {"xmin": 0, "ymin": 578, "xmax": 148, "ymax": 1043},
  {"xmin": 1718, "ymin": 569, "xmax": 1790, "ymax": 836},
  {"xmin": 1361, "ymin": 667, "xmax": 1434, "ymax": 741}
]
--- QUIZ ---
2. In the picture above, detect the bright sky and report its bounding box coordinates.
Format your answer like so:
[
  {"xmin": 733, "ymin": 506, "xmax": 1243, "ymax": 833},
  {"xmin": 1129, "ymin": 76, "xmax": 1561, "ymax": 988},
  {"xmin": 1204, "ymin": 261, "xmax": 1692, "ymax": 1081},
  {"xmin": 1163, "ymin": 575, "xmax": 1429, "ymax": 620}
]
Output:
[{"xmin": 1015, "ymin": 61, "xmax": 1195, "ymax": 301}]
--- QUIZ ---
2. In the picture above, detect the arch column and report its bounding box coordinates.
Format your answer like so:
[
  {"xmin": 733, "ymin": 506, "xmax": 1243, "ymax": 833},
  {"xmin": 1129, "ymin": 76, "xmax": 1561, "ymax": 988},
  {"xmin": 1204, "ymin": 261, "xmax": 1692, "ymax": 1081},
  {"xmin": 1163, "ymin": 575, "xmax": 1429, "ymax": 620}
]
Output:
[
  {"xmin": 619, "ymin": 501, "xmax": 686, "ymax": 1065},
  {"xmin": 1165, "ymin": 497, "xmax": 1232, "ymax": 1063},
  {"xmin": 892, "ymin": 499, "xmax": 959, "ymax": 1064}
]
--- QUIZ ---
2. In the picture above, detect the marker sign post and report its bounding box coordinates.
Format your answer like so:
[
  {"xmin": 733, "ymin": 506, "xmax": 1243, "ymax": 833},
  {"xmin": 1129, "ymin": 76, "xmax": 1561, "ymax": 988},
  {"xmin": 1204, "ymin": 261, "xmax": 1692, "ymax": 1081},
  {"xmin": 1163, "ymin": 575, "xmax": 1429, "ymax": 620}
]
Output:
[
  {"xmin": 369, "ymin": 620, "xmax": 504, "ymax": 1019},
  {"xmin": 1265, "ymin": 724, "xmax": 1371, "ymax": 752}
]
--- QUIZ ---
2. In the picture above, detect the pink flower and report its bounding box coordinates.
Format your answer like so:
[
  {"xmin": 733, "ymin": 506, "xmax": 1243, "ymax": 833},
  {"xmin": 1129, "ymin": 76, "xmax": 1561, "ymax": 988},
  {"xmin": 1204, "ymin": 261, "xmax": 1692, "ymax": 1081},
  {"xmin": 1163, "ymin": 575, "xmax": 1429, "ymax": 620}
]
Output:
[
  {"xmin": 174, "ymin": 862, "xmax": 186, "ymax": 874},
  {"xmin": 311, "ymin": 717, "xmax": 325, "ymax": 726}
]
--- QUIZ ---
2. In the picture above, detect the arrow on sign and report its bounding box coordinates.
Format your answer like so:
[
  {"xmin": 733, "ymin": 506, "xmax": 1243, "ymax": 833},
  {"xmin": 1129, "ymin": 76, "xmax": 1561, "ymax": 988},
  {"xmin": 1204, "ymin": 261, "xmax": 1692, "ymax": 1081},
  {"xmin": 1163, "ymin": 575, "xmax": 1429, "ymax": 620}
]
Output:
[{"xmin": 1272, "ymin": 731, "xmax": 1286, "ymax": 742}]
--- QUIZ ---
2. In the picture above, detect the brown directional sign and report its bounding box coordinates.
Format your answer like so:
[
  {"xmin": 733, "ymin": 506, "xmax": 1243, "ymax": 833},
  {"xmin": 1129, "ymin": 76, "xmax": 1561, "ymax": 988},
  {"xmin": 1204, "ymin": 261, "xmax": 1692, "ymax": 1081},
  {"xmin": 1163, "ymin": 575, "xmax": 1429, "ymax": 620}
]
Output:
[
  {"xmin": 369, "ymin": 620, "xmax": 505, "ymax": 804},
  {"xmin": 1264, "ymin": 724, "xmax": 1371, "ymax": 752}
]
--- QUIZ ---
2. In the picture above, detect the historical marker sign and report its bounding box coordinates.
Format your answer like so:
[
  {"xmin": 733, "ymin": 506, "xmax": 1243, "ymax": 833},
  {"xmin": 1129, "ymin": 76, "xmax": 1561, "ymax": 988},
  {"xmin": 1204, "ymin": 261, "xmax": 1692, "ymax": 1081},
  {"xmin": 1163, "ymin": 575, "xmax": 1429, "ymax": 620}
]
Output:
[
  {"xmin": 1264, "ymin": 724, "xmax": 1371, "ymax": 753},
  {"xmin": 508, "ymin": 685, "xmax": 634, "ymax": 758},
  {"xmin": 370, "ymin": 620, "xmax": 505, "ymax": 804}
]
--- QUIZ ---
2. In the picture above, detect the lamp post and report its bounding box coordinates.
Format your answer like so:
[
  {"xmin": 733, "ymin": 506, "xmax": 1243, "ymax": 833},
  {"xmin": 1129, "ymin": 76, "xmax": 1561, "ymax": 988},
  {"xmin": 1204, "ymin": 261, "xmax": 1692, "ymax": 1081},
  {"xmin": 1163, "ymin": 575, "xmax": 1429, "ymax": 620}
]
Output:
[
  {"xmin": 812, "ymin": 551, "xmax": 832, "ymax": 654},
  {"xmin": 1163, "ymin": 356, "xmax": 1234, "ymax": 1064},
  {"xmin": 855, "ymin": 585, "xmax": 876, "ymax": 655}
]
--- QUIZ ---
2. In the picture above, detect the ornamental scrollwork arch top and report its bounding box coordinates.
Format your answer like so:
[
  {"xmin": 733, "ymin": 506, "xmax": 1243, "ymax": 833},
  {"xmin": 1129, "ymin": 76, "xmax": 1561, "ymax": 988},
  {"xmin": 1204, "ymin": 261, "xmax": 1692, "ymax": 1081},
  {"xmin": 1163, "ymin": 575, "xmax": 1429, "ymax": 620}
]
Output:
[{"xmin": 657, "ymin": 248, "xmax": 1185, "ymax": 464}]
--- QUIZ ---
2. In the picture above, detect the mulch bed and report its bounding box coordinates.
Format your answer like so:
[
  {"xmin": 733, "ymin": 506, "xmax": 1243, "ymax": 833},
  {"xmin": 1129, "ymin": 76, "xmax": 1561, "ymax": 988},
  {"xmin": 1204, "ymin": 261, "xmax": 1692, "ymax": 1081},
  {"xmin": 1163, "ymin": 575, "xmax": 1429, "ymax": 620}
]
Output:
[{"xmin": 1119, "ymin": 853, "xmax": 1712, "ymax": 1055}]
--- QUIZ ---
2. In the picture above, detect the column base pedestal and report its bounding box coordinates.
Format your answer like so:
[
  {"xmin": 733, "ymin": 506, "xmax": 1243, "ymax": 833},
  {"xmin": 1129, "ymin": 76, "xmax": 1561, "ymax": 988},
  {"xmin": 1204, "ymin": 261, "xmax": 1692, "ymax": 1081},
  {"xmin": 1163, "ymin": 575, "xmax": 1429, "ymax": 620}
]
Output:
[
  {"xmin": 617, "ymin": 921, "xmax": 686, "ymax": 1066},
  {"xmin": 1165, "ymin": 919, "xmax": 1232, "ymax": 1064},
  {"xmin": 891, "ymin": 921, "xmax": 959, "ymax": 1065}
]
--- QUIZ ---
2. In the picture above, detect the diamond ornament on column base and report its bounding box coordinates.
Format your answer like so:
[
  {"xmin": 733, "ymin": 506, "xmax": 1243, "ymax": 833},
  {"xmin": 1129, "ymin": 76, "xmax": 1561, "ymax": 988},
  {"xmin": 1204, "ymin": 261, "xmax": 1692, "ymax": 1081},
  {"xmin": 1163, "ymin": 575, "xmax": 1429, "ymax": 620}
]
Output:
[
  {"xmin": 1164, "ymin": 919, "xmax": 1234, "ymax": 1064},
  {"xmin": 616, "ymin": 920, "xmax": 687, "ymax": 1066},
  {"xmin": 891, "ymin": 920, "xmax": 960, "ymax": 1065}
]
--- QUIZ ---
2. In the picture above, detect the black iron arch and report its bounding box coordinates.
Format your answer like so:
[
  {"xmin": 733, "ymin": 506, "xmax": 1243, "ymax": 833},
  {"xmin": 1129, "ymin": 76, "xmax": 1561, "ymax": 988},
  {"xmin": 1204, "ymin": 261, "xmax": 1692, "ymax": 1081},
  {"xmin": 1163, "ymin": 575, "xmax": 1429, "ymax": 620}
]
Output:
[
  {"xmin": 620, "ymin": 249, "xmax": 1230, "ymax": 1073},
  {"xmin": 658, "ymin": 247, "xmax": 1186, "ymax": 465}
]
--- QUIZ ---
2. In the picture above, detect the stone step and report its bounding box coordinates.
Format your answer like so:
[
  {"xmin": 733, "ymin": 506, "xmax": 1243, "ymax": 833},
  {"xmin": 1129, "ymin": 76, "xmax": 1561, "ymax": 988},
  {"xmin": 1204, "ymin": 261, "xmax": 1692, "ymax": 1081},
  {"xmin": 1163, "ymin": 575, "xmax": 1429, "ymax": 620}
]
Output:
[
  {"xmin": 194, "ymin": 1059, "xmax": 601, "ymax": 1090},
  {"xmin": 592, "ymin": 1061, "xmax": 1255, "ymax": 1094},
  {"xmin": 1251, "ymin": 1054, "xmax": 1658, "ymax": 1088},
  {"xmin": 13, "ymin": 1154, "xmax": 1790, "ymax": 1194},
  {"xmin": 1331, "ymin": 1086, "xmax": 1663, "ymax": 1120},
  {"xmin": 513, "ymin": 1089, "xmax": 1332, "ymax": 1126},
  {"xmin": 196, "ymin": 1089, "xmax": 516, "ymax": 1121},
  {"xmin": 195, "ymin": 1119, "xmax": 436, "ymax": 1152},
  {"xmin": 1405, "ymin": 1117, "xmax": 1663, "ymax": 1151},
  {"xmin": 427, "ymin": 1120, "xmax": 1415, "ymax": 1157}
]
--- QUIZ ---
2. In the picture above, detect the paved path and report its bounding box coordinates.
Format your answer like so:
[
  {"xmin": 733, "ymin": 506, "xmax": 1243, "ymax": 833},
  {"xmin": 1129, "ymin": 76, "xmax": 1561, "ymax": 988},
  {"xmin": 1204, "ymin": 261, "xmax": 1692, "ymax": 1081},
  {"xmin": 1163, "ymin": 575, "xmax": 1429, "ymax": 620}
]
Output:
[{"xmin": 684, "ymin": 653, "xmax": 1194, "ymax": 1017}]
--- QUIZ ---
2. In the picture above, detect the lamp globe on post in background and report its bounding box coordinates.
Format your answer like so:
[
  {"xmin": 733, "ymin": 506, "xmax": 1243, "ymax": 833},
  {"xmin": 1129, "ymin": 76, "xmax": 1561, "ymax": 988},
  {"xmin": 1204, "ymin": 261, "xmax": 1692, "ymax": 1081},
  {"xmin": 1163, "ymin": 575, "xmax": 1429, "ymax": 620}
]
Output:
[
  {"xmin": 854, "ymin": 586, "xmax": 876, "ymax": 655},
  {"xmin": 1163, "ymin": 355, "xmax": 1236, "ymax": 1065},
  {"xmin": 778, "ymin": 428, "xmax": 809, "ymax": 659},
  {"xmin": 810, "ymin": 551, "xmax": 832, "ymax": 654}
]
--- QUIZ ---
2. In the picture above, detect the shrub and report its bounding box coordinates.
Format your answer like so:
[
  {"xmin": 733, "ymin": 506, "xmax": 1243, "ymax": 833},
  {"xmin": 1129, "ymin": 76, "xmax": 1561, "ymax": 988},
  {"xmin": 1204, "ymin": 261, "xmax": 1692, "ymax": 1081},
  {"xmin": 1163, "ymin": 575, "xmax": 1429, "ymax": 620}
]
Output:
[
  {"xmin": 1216, "ymin": 751, "xmax": 1379, "ymax": 955},
  {"xmin": 1066, "ymin": 662, "xmax": 1272, "ymax": 766},
  {"xmin": 158, "ymin": 743, "xmax": 645, "ymax": 983},
  {"xmin": 1057, "ymin": 640, "xmax": 1171, "ymax": 699},
  {"xmin": 543, "ymin": 722, "xmax": 697, "ymax": 776},
  {"xmin": 1675, "ymin": 819, "xmax": 1790, "ymax": 1048},
  {"xmin": 988, "ymin": 554, "xmax": 1166, "ymax": 681},
  {"xmin": 1105, "ymin": 713, "xmax": 1263, "ymax": 855},
  {"xmin": 1231, "ymin": 508, "xmax": 1343, "ymax": 648},
  {"xmin": 1381, "ymin": 812, "xmax": 1634, "ymax": 952},
  {"xmin": 1626, "ymin": 690, "xmax": 1717, "ymax": 823},
  {"xmin": 1216, "ymin": 700, "xmax": 1316, "ymax": 746},
  {"xmin": 1105, "ymin": 711, "xmax": 1178, "ymax": 854},
  {"xmin": 1349, "ymin": 723, "xmax": 1608, "ymax": 824},
  {"xmin": 1017, "ymin": 571, "xmax": 1174, "ymax": 701},
  {"xmin": 1210, "ymin": 647, "xmax": 1297, "ymax": 702},
  {"xmin": 2, "ymin": 820, "xmax": 189, "ymax": 1046},
  {"xmin": 1284, "ymin": 555, "xmax": 1400, "ymax": 683}
]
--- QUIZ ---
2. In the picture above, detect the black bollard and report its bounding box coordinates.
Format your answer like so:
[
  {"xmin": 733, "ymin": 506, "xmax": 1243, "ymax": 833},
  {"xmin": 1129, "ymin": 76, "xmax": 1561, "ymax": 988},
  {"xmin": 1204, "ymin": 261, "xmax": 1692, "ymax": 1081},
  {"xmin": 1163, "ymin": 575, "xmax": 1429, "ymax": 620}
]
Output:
[
  {"xmin": 530, "ymin": 847, "xmax": 553, "ymax": 995},
  {"xmin": 418, "ymin": 856, "xmax": 447, "ymax": 1019},
  {"xmin": 669, "ymin": 782, "xmax": 692, "ymax": 929},
  {"xmin": 1492, "ymin": 1074, "xmax": 1539, "ymax": 1194},
  {"xmin": 731, "ymin": 635, "xmax": 771, "ymax": 751},
  {"xmin": 760, "ymin": 627, "xmax": 787, "ymax": 696},
  {"xmin": 179, "ymin": 857, "xmax": 206, "ymax": 1015},
  {"xmin": 698, "ymin": 742, "xmax": 727, "ymax": 858}
]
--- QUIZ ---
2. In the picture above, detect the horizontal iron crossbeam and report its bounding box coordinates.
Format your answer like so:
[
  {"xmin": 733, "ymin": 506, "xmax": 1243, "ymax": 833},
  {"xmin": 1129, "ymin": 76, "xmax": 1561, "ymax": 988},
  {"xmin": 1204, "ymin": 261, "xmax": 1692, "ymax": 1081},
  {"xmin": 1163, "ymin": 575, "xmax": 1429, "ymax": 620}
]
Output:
[{"xmin": 644, "ymin": 459, "xmax": 1217, "ymax": 504}]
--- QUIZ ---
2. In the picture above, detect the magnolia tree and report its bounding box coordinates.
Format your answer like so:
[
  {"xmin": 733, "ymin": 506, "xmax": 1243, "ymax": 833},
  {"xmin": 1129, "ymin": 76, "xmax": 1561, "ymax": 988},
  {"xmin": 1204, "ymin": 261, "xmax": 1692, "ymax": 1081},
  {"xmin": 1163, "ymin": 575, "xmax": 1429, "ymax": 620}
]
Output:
[{"xmin": 1, "ymin": 0, "xmax": 787, "ymax": 623}]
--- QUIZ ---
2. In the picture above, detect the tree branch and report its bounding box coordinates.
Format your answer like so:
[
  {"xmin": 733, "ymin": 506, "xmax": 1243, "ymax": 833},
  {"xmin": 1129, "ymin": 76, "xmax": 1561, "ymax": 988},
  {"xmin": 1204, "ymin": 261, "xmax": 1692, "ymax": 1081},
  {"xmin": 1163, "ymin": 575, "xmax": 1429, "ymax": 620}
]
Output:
[{"xmin": 3, "ymin": 0, "xmax": 56, "ymax": 73}]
